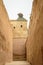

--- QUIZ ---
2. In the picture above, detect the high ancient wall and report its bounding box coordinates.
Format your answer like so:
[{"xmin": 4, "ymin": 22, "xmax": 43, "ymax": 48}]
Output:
[
  {"xmin": 0, "ymin": 0, "xmax": 13, "ymax": 65},
  {"xmin": 26, "ymin": 0, "xmax": 43, "ymax": 65}
]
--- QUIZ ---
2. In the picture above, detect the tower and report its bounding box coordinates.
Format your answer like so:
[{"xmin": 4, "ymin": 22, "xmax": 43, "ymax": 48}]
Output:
[{"xmin": 10, "ymin": 13, "xmax": 28, "ymax": 60}]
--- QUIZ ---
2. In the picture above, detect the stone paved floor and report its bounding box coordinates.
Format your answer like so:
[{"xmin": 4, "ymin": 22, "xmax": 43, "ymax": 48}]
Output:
[{"xmin": 5, "ymin": 61, "xmax": 30, "ymax": 65}]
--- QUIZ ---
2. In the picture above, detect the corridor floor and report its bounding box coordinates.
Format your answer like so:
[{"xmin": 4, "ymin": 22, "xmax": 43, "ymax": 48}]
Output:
[{"xmin": 5, "ymin": 61, "xmax": 30, "ymax": 65}]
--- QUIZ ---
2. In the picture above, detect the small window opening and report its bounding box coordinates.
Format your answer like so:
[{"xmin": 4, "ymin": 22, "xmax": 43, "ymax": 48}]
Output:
[
  {"xmin": 21, "ymin": 25, "xmax": 23, "ymax": 28},
  {"xmin": 14, "ymin": 26, "xmax": 15, "ymax": 29}
]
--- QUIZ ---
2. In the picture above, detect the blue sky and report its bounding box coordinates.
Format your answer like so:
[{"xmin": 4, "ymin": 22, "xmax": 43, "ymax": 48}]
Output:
[{"xmin": 3, "ymin": 0, "xmax": 33, "ymax": 27}]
